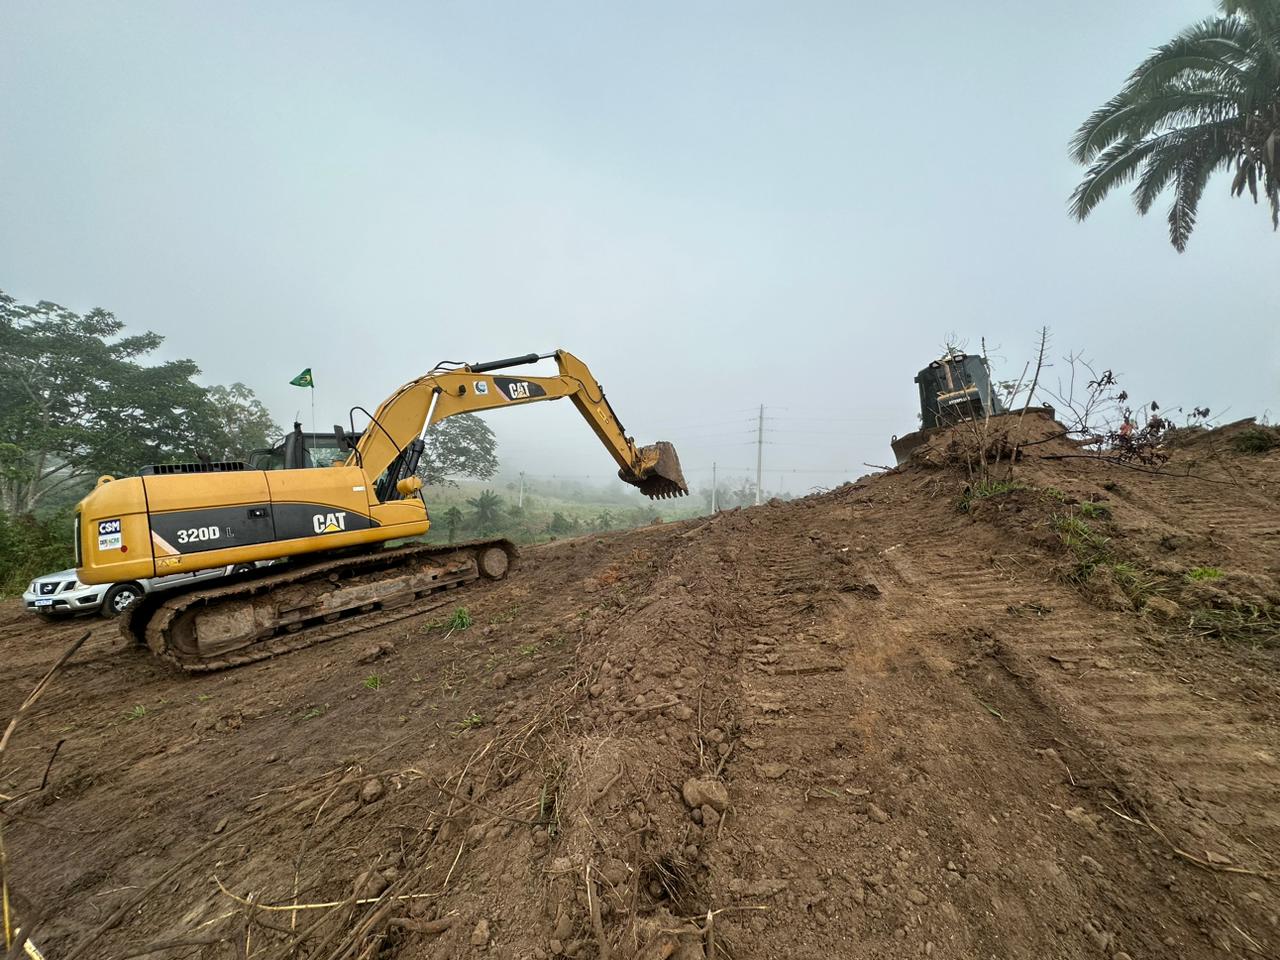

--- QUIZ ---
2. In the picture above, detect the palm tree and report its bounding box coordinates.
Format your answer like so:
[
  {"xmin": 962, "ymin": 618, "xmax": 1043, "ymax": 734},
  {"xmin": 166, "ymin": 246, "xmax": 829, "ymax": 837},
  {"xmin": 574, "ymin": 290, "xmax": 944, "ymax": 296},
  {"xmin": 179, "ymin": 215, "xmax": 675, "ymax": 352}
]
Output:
[
  {"xmin": 1070, "ymin": 1, "xmax": 1280, "ymax": 251},
  {"xmin": 466, "ymin": 490, "xmax": 504, "ymax": 535}
]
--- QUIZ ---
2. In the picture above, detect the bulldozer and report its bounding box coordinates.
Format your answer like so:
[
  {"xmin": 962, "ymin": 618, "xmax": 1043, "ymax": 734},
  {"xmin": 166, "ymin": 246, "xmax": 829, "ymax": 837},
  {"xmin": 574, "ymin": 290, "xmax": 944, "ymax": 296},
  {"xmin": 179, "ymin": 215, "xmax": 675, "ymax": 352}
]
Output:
[
  {"xmin": 74, "ymin": 350, "xmax": 687, "ymax": 671},
  {"xmin": 890, "ymin": 350, "xmax": 1053, "ymax": 464}
]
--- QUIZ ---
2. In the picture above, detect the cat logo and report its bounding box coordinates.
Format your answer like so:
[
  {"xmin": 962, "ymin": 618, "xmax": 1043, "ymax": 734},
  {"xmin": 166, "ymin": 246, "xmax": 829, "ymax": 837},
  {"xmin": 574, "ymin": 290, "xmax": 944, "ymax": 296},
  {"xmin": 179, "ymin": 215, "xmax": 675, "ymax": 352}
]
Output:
[
  {"xmin": 493, "ymin": 377, "xmax": 547, "ymax": 401},
  {"xmin": 312, "ymin": 511, "xmax": 348, "ymax": 534}
]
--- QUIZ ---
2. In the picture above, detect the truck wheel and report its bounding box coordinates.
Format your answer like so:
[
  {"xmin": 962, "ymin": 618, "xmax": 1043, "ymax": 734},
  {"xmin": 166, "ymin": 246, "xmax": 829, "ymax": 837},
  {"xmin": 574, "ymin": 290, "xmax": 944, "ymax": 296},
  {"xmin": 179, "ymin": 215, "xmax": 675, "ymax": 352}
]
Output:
[{"xmin": 102, "ymin": 582, "xmax": 144, "ymax": 617}]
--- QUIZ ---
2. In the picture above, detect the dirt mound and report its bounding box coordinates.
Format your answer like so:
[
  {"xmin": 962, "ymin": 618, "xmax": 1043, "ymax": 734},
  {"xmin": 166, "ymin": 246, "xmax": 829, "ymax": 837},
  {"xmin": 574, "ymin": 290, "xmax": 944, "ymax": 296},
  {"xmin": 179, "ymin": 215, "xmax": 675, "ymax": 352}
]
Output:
[{"xmin": 1, "ymin": 416, "xmax": 1278, "ymax": 959}]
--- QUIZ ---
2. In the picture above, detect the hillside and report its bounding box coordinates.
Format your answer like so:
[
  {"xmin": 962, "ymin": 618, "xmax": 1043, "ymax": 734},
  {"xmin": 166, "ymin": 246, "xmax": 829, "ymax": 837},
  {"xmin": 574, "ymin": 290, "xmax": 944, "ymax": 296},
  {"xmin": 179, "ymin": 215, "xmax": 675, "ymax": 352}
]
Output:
[{"xmin": 0, "ymin": 412, "xmax": 1276, "ymax": 959}]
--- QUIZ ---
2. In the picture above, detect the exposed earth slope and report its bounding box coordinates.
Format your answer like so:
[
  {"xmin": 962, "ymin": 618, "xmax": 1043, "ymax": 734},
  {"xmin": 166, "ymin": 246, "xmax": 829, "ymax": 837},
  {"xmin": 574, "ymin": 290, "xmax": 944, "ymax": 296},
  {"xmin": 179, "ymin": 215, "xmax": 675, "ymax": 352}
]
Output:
[{"xmin": 1, "ymin": 413, "xmax": 1277, "ymax": 959}]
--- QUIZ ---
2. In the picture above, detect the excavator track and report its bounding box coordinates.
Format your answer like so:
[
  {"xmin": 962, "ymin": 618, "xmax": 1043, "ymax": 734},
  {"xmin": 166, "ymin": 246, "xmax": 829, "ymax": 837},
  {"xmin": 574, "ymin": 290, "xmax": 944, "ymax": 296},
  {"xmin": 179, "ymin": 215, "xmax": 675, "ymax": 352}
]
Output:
[{"xmin": 123, "ymin": 539, "xmax": 516, "ymax": 673}]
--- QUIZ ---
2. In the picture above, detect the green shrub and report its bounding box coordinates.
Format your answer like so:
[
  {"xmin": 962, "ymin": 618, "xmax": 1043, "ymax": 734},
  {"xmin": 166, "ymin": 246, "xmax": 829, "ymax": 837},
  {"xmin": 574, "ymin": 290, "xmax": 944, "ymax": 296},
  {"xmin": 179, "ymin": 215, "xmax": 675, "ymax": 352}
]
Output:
[
  {"xmin": 0, "ymin": 509, "xmax": 76, "ymax": 596},
  {"xmin": 1232, "ymin": 429, "xmax": 1278, "ymax": 455}
]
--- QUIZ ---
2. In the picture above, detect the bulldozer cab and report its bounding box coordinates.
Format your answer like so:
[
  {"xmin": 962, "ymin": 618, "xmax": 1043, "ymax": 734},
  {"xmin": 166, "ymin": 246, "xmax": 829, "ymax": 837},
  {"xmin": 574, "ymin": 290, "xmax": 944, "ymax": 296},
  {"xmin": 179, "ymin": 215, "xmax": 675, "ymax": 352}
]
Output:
[{"xmin": 915, "ymin": 352, "xmax": 1005, "ymax": 429}]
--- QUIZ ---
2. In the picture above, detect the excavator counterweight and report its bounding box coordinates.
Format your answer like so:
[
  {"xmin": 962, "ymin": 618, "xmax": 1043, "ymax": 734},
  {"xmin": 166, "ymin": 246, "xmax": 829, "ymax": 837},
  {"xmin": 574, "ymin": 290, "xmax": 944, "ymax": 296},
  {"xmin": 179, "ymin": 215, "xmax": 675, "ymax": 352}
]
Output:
[{"xmin": 74, "ymin": 349, "xmax": 687, "ymax": 670}]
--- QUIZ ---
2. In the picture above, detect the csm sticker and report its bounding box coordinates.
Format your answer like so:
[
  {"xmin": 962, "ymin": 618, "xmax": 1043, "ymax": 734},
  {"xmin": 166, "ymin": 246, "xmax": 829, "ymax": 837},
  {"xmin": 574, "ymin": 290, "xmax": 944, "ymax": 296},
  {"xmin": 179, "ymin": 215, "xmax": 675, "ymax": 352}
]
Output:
[
  {"xmin": 97, "ymin": 518, "xmax": 122, "ymax": 551},
  {"xmin": 473, "ymin": 381, "xmax": 489, "ymax": 396},
  {"xmin": 312, "ymin": 511, "xmax": 348, "ymax": 534}
]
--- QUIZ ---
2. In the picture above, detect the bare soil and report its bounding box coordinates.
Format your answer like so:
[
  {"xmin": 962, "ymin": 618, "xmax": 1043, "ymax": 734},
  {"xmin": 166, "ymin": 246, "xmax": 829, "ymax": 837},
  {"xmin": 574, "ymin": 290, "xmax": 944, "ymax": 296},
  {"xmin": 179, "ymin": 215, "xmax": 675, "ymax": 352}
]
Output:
[{"xmin": 1, "ymin": 412, "xmax": 1277, "ymax": 960}]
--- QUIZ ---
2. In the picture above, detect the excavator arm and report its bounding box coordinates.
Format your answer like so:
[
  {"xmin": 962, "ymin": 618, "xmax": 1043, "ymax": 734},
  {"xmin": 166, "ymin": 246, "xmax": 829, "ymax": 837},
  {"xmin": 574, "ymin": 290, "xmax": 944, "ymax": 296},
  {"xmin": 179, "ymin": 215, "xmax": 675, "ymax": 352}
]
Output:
[{"xmin": 350, "ymin": 350, "xmax": 688, "ymax": 500}]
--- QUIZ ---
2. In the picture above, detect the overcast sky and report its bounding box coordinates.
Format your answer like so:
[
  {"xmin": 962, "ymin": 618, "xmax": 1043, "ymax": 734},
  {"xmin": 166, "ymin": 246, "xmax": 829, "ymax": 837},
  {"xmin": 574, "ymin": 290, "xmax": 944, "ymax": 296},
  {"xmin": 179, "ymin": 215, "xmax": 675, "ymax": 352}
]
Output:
[{"xmin": 2, "ymin": 1, "xmax": 1276, "ymax": 497}]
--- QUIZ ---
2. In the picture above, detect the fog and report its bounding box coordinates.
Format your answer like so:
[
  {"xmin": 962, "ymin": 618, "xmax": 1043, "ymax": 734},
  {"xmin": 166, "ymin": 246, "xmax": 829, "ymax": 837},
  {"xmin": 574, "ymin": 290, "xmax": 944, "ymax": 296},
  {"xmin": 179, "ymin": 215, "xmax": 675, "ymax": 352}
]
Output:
[{"xmin": 3, "ymin": 1, "xmax": 1276, "ymax": 496}]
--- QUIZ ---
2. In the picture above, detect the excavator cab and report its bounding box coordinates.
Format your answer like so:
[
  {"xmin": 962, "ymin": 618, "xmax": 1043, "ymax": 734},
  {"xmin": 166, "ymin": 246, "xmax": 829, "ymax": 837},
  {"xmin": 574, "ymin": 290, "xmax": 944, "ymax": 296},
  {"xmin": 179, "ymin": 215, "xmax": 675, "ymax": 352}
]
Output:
[{"xmin": 247, "ymin": 423, "xmax": 362, "ymax": 471}]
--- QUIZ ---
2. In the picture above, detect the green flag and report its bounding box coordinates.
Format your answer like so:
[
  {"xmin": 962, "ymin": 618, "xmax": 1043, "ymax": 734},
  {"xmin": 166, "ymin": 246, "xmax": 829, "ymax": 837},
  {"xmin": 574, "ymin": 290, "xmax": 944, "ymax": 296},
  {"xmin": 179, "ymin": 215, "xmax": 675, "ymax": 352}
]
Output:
[{"xmin": 290, "ymin": 368, "xmax": 314, "ymax": 388}]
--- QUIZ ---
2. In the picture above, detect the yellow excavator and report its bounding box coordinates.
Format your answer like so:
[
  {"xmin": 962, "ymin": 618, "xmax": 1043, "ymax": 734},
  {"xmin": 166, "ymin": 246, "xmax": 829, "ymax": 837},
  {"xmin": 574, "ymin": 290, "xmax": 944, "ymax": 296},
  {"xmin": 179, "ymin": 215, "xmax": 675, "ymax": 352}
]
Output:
[{"xmin": 74, "ymin": 350, "xmax": 687, "ymax": 671}]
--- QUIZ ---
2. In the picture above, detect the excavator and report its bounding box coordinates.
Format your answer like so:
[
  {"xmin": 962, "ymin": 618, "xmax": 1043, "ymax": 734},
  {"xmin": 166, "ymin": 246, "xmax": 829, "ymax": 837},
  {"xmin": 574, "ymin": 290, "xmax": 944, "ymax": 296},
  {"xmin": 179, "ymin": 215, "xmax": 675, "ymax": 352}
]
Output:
[{"xmin": 73, "ymin": 350, "xmax": 687, "ymax": 671}]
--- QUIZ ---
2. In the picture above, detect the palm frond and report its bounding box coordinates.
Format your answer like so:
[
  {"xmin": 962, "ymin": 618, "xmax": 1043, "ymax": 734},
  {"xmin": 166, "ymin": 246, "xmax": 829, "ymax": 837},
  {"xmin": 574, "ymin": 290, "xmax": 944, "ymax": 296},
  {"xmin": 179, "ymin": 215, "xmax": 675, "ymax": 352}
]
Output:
[
  {"xmin": 1168, "ymin": 142, "xmax": 1232, "ymax": 250},
  {"xmin": 1070, "ymin": 137, "xmax": 1160, "ymax": 220},
  {"xmin": 1123, "ymin": 16, "xmax": 1258, "ymax": 95},
  {"xmin": 1071, "ymin": 89, "xmax": 1239, "ymax": 162},
  {"xmin": 1132, "ymin": 120, "xmax": 1241, "ymax": 212}
]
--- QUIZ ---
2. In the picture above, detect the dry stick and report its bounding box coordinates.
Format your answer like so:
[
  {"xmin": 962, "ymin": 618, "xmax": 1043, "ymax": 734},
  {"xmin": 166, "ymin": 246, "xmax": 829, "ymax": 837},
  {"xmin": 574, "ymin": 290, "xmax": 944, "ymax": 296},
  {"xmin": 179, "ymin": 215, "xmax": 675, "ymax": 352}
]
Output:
[
  {"xmin": 418, "ymin": 776, "xmax": 542, "ymax": 826},
  {"xmin": 713, "ymin": 740, "xmax": 736, "ymax": 778},
  {"xmin": 0, "ymin": 630, "xmax": 90, "ymax": 954},
  {"xmin": 63, "ymin": 766, "xmax": 367, "ymax": 960},
  {"xmin": 586, "ymin": 864, "xmax": 611, "ymax": 960},
  {"xmin": 293, "ymin": 781, "xmax": 346, "ymax": 931},
  {"xmin": 1009, "ymin": 328, "xmax": 1049, "ymax": 467},
  {"xmin": 1101, "ymin": 802, "xmax": 1277, "ymax": 882},
  {"xmin": 215, "ymin": 877, "xmax": 443, "ymax": 914},
  {"xmin": 0, "ymin": 741, "xmax": 67, "ymax": 811}
]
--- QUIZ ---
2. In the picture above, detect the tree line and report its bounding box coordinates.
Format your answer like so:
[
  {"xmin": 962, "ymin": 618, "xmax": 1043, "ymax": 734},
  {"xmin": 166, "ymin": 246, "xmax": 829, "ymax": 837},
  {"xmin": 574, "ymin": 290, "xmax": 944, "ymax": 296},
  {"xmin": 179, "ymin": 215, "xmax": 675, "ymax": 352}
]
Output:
[{"xmin": 0, "ymin": 290, "xmax": 280, "ymax": 592}]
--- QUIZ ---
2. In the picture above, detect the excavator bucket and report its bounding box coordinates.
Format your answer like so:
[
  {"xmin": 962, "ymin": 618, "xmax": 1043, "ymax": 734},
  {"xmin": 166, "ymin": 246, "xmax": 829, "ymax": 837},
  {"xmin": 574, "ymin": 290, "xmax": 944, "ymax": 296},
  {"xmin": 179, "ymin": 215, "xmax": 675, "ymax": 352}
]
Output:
[{"xmin": 622, "ymin": 441, "xmax": 689, "ymax": 499}]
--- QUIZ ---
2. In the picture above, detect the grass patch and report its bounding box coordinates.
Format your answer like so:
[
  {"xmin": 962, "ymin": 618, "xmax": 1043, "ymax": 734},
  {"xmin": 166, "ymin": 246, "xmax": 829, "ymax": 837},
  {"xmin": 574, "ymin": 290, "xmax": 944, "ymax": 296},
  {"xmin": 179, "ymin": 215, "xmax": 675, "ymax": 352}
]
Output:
[
  {"xmin": 124, "ymin": 704, "xmax": 148, "ymax": 721},
  {"xmin": 298, "ymin": 705, "xmax": 326, "ymax": 721},
  {"xmin": 958, "ymin": 478, "xmax": 1027, "ymax": 513},
  {"xmin": 1052, "ymin": 512, "xmax": 1111, "ymax": 583},
  {"xmin": 488, "ymin": 606, "xmax": 520, "ymax": 625},
  {"xmin": 1188, "ymin": 604, "xmax": 1279, "ymax": 648},
  {"xmin": 362, "ymin": 674, "xmax": 384, "ymax": 690},
  {"xmin": 456, "ymin": 712, "xmax": 483, "ymax": 730},
  {"xmin": 518, "ymin": 643, "xmax": 539, "ymax": 656},
  {"xmin": 1109, "ymin": 561, "xmax": 1161, "ymax": 605},
  {"xmin": 1052, "ymin": 510, "xmax": 1162, "ymax": 605},
  {"xmin": 1079, "ymin": 501, "xmax": 1111, "ymax": 520},
  {"xmin": 1185, "ymin": 566, "xmax": 1224, "ymax": 582},
  {"xmin": 424, "ymin": 606, "xmax": 475, "ymax": 632},
  {"xmin": 1231, "ymin": 428, "xmax": 1278, "ymax": 455}
]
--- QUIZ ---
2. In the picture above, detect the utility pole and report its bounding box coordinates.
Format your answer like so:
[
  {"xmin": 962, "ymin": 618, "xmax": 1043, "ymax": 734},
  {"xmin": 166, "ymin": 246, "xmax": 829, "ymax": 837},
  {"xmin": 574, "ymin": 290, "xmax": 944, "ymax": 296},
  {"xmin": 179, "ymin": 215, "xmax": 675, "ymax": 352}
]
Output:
[
  {"xmin": 711, "ymin": 462, "xmax": 717, "ymax": 513},
  {"xmin": 755, "ymin": 404, "xmax": 764, "ymax": 506},
  {"xmin": 518, "ymin": 471, "xmax": 525, "ymax": 508}
]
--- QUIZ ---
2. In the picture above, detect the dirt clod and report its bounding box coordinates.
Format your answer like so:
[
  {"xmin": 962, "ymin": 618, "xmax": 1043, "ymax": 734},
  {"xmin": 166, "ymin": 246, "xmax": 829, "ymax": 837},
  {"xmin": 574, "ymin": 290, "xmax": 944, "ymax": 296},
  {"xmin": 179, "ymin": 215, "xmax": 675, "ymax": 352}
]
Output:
[{"xmin": 682, "ymin": 778, "xmax": 729, "ymax": 812}]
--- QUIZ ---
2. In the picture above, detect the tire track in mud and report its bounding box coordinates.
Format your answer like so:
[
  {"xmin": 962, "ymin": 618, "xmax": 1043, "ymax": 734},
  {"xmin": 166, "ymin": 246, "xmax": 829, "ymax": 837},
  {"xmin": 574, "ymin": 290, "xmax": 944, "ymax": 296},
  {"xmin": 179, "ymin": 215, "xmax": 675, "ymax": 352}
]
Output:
[
  {"xmin": 692, "ymin": 499, "xmax": 1236, "ymax": 959},
  {"xmin": 876, "ymin": 508, "xmax": 1278, "ymax": 957}
]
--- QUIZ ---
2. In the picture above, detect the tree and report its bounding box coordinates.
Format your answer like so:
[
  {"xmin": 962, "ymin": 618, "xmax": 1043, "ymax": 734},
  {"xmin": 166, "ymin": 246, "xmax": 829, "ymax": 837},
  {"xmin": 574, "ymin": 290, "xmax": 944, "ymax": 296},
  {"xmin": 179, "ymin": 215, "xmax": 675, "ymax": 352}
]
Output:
[
  {"xmin": 547, "ymin": 511, "xmax": 572, "ymax": 536},
  {"xmin": 1, "ymin": 292, "xmax": 211, "ymax": 515},
  {"xmin": 466, "ymin": 490, "xmax": 505, "ymax": 535},
  {"xmin": 442, "ymin": 505, "xmax": 463, "ymax": 543},
  {"xmin": 202, "ymin": 383, "xmax": 281, "ymax": 462},
  {"xmin": 1070, "ymin": 1, "xmax": 1280, "ymax": 250},
  {"xmin": 416, "ymin": 414, "xmax": 498, "ymax": 486}
]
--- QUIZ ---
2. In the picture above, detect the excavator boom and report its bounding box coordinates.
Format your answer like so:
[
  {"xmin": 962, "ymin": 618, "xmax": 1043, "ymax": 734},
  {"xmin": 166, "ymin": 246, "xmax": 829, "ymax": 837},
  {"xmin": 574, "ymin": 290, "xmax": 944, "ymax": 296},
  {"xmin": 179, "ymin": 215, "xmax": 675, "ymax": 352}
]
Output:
[{"xmin": 353, "ymin": 350, "xmax": 687, "ymax": 499}]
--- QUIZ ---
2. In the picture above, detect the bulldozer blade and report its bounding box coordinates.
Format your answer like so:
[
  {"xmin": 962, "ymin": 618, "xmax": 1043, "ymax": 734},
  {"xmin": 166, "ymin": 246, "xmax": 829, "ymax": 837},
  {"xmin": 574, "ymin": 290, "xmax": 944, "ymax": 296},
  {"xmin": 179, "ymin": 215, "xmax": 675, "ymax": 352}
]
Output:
[{"xmin": 622, "ymin": 441, "xmax": 689, "ymax": 499}]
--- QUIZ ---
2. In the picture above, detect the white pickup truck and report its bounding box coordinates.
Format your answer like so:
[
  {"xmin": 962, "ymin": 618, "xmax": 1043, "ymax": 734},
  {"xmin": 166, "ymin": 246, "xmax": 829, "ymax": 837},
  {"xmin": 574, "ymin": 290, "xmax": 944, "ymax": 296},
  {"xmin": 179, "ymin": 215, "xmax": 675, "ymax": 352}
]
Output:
[{"xmin": 22, "ymin": 564, "xmax": 255, "ymax": 618}]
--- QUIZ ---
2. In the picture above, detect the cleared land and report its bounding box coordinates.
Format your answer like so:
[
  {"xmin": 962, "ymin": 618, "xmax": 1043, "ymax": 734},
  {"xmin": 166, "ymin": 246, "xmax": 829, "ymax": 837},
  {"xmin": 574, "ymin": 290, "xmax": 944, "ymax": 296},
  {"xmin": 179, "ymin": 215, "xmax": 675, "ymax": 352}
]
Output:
[{"xmin": 1, "ymin": 414, "xmax": 1277, "ymax": 959}]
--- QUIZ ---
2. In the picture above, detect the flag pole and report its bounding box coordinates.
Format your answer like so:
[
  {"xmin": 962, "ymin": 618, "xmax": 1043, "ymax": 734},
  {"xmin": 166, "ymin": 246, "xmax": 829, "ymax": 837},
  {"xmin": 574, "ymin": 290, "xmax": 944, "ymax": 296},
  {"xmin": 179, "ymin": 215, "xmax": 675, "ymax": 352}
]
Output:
[{"xmin": 310, "ymin": 383, "xmax": 315, "ymax": 438}]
